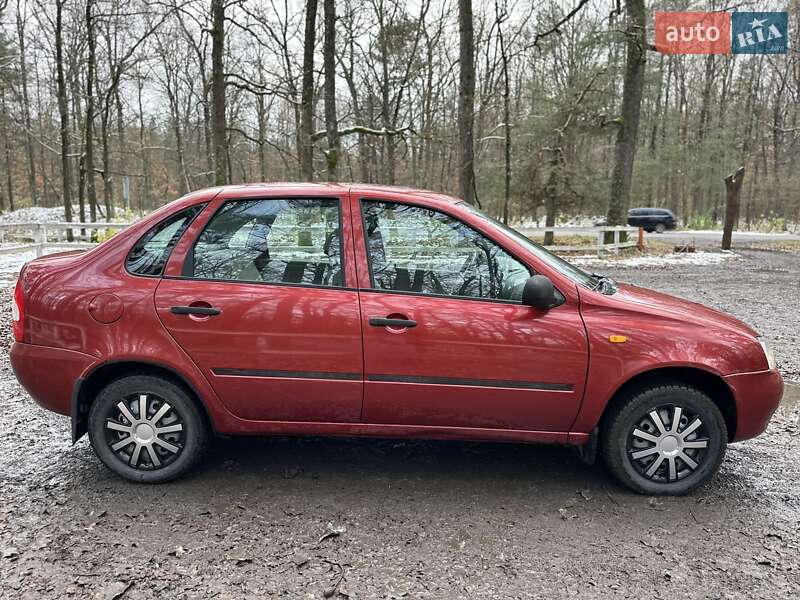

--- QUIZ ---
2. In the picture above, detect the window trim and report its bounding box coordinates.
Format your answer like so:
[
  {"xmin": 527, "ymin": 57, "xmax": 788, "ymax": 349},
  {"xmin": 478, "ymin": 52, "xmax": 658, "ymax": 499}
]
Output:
[
  {"xmin": 125, "ymin": 203, "xmax": 207, "ymax": 279},
  {"xmin": 176, "ymin": 196, "xmax": 349, "ymax": 290},
  {"xmin": 358, "ymin": 198, "xmax": 535, "ymax": 305}
]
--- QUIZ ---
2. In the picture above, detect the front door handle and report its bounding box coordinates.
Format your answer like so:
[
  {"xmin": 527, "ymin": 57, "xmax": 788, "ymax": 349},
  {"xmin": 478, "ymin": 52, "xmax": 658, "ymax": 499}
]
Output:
[
  {"xmin": 171, "ymin": 305, "xmax": 221, "ymax": 316},
  {"xmin": 369, "ymin": 317, "xmax": 417, "ymax": 328}
]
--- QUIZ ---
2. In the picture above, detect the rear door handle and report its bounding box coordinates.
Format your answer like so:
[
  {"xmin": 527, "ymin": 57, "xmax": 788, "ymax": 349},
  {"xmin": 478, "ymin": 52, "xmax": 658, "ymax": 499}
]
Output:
[
  {"xmin": 369, "ymin": 317, "xmax": 417, "ymax": 328},
  {"xmin": 170, "ymin": 306, "xmax": 221, "ymax": 316}
]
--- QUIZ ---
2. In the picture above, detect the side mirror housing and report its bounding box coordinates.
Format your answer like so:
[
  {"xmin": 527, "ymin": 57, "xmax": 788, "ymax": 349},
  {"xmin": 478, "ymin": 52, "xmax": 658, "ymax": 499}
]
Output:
[{"xmin": 522, "ymin": 275, "xmax": 562, "ymax": 309}]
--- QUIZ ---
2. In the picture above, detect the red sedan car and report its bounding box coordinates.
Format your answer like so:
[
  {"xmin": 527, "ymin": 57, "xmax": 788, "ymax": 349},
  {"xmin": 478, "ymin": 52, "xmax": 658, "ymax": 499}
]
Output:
[{"xmin": 11, "ymin": 184, "xmax": 783, "ymax": 494}]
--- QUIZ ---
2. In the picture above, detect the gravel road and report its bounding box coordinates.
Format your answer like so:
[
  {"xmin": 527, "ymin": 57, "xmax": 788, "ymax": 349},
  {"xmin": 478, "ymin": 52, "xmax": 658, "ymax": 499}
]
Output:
[{"xmin": 1, "ymin": 249, "xmax": 799, "ymax": 599}]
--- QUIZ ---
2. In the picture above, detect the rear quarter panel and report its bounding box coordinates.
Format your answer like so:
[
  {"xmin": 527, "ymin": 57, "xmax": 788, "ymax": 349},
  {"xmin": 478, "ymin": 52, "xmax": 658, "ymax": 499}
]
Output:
[{"xmin": 17, "ymin": 189, "xmax": 246, "ymax": 431}]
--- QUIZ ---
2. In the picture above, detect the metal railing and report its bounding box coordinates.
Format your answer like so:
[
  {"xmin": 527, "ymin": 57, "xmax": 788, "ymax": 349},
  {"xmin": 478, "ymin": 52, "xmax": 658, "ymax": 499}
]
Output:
[
  {"xmin": 520, "ymin": 226, "xmax": 639, "ymax": 255},
  {"xmin": 0, "ymin": 221, "xmax": 131, "ymax": 257}
]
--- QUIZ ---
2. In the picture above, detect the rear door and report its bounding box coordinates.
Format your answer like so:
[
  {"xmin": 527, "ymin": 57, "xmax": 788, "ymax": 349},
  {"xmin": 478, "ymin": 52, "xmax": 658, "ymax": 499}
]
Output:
[
  {"xmin": 155, "ymin": 191, "xmax": 363, "ymax": 423},
  {"xmin": 354, "ymin": 197, "xmax": 588, "ymax": 433}
]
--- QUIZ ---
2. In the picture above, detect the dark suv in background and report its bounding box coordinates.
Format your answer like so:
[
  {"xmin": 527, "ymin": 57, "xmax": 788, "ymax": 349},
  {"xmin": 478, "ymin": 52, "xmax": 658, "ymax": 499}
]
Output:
[{"xmin": 627, "ymin": 208, "xmax": 677, "ymax": 233}]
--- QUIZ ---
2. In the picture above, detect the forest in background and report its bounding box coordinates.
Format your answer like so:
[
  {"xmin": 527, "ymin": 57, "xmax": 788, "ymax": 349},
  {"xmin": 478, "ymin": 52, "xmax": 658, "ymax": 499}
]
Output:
[{"xmin": 0, "ymin": 0, "xmax": 797, "ymax": 230}]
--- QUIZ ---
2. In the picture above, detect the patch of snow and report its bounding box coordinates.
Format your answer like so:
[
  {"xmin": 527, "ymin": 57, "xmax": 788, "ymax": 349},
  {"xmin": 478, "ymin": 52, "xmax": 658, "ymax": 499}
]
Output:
[
  {"xmin": 0, "ymin": 250, "xmax": 37, "ymax": 286},
  {"xmin": 512, "ymin": 215, "xmax": 605, "ymax": 229},
  {"xmin": 0, "ymin": 206, "xmax": 75, "ymax": 225},
  {"xmin": 571, "ymin": 251, "xmax": 737, "ymax": 268}
]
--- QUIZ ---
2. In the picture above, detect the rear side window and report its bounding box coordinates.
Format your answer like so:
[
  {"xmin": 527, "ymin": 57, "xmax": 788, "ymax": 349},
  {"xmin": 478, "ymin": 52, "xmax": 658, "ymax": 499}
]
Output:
[
  {"xmin": 191, "ymin": 198, "xmax": 344, "ymax": 287},
  {"xmin": 126, "ymin": 204, "xmax": 205, "ymax": 276}
]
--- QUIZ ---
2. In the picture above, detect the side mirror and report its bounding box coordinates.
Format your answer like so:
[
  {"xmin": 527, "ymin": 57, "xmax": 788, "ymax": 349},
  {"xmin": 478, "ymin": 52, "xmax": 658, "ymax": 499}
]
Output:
[{"xmin": 522, "ymin": 275, "xmax": 561, "ymax": 309}]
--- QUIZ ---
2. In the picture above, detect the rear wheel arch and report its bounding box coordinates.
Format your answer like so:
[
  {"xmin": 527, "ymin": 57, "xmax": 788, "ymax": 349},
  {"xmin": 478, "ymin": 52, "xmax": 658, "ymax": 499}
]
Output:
[
  {"xmin": 73, "ymin": 360, "xmax": 214, "ymax": 442},
  {"xmin": 599, "ymin": 366, "xmax": 737, "ymax": 443}
]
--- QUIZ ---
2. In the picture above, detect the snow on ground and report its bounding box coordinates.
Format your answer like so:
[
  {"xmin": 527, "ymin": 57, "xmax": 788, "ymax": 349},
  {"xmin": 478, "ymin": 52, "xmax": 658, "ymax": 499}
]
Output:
[
  {"xmin": 0, "ymin": 250, "xmax": 37, "ymax": 286},
  {"xmin": 0, "ymin": 206, "xmax": 74, "ymax": 224},
  {"xmin": 572, "ymin": 250, "xmax": 737, "ymax": 268},
  {"xmin": 0, "ymin": 205, "xmax": 135, "ymax": 225}
]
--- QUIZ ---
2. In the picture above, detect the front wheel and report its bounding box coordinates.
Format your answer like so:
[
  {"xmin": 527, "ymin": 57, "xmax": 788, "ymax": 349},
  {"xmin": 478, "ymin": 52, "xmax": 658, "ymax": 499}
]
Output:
[
  {"xmin": 601, "ymin": 383, "xmax": 727, "ymax": 495},
  {"xmin": 88, "ymin": 374, "xmax": 209, "ymax": 483},
  {"xmin": 655, "ymin": 223, "xmax": 667, "ymax": 233}
]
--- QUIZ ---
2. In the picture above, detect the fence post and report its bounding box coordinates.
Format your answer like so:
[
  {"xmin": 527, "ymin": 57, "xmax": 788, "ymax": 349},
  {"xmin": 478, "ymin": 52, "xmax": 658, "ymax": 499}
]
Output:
[
  {"xmin": 613, "ymin": 228, "xmax": 619, "ymax": 252},
  {"xmin": 596, "ymin": 230, "xmax": 604, "ymax": 258},
  {"xmin": 34, "ymin": 224, "xmax": 43, "ymax": 257}
]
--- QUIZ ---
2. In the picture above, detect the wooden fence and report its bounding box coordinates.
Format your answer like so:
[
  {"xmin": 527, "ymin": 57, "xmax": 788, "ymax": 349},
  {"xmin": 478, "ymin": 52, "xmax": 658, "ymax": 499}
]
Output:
[
  {"xmin": 0, "ymin": 222, "xmax": 638, "ymax": 258},
  {"xmin": 0, "ymin": 222, "xmax": 131, "ymax": 257}
]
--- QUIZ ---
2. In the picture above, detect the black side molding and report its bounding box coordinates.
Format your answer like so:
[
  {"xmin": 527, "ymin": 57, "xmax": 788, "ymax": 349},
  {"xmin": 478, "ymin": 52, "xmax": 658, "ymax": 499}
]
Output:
[{"xmin": 366, "ymin": 374, "xmax": 574, "ymax": 391}]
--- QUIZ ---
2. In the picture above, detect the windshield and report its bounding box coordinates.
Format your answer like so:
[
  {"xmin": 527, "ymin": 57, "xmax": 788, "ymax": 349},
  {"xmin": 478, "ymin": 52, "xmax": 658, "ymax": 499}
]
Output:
[{"xmin": 460, "ymin": 203, "xmax": 598, "ymax": 289}]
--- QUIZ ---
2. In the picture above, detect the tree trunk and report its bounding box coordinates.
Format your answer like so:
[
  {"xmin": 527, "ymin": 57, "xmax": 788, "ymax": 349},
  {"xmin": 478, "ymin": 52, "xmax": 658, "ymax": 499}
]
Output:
[
  {"xmin": 606, "ymin": 0, "xmax": 646, "ymax": 226},
  {"xmin": 210, "ymin": 0, "xmax": 227, "ymax": 186},
  {"xmin": 543, "ymin": 151, "xmax": 560, "ymax": 246},
  {"xmin": 721, "ymin": 167, "xmax": 745, "ymax": 250},
  {"xmin": 256, "ymin": 94, "xmax": 268, "ymax": 182},
  {"xmin": 300, "ymin": 0, "xmax": 318, "ymax": 181},
  {"xmin": 497, "ymin": 6, "xmax": 511, "ymax": 224},
  {"xmin": 0, "ymin": 89, "xmax": 14, "ymax": 211},
  {"xmin": 16, "ymin": 4, "xmax": 37, "ymax": 206},
  {"xmin": 85, "ymin": 0, "xmax": 98, "ymax": 223},
  {"xmin": 323, "ymin": 0, "xmax": 339, "ymax": 182},
  {"xmin": 457, "ymin": 0, "xmax": 476, "ymax": 204},
  {"xmin": 136, "ymin": 76, "xmax": 150, "ymax": 215},
  {"xmin": 55, "ymin": 0, "xmax": 73, "ymax": 239}
]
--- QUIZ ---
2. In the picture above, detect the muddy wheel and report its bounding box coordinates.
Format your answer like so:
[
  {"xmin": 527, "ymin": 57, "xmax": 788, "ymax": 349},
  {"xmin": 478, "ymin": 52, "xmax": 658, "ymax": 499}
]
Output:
[
  {"xmin": 88, "ymin": 375, "xmax": 209, "ymax": 483},
  {"xmin": 602, "ymin": 384, "xmax": 727, "ymax": 495}
]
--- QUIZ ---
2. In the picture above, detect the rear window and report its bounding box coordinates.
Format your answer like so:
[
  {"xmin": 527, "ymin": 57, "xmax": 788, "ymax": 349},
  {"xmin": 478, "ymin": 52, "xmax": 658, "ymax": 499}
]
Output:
[{"xmin": 126, "ymin": 204, "xmax": 205, "ymax": 276}]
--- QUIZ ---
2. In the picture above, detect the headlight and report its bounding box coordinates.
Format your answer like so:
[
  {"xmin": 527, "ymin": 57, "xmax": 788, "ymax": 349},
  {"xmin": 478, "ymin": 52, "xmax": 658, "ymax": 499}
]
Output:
[{"xmin": 758, "ymin": 337, "xmax": 776, "ymax": 370}]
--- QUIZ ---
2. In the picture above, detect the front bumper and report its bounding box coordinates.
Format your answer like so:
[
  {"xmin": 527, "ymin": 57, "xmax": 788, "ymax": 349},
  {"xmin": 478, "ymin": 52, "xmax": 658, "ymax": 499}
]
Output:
[
  {"xmin": 10, "ymin": 342, "xmax": 97, "ymax": 417},
  {"xmin": 724, "ymin": 368, "xmax": 784, "ymax": 441}
]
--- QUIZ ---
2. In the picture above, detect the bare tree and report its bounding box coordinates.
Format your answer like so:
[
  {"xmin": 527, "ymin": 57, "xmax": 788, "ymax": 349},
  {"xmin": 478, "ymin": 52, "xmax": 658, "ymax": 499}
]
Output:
[
  {"xmin": 606, "ymin": 0, "xmax": 646, "ymax": 226},
  {"xmin": 211, "ymin": 0, "xmax": 227, "ymax": 185},
  {"xmin": 299, "ymin": 0, "xmax": 318, "ymax": 181},
  {"xmin": 54, "ymin": 0, "xmax": 73, "ymax": 236},
  {"xmin": 15, "ymin": 0, "xmax": 36, "ymax": 206},
  {"xmin": 457, "ymin": 0, "xmax": 476, "ymax": 204},
  {"xmin": 323, "ymin": 0, "xmax": 338, "ymax": 181}
]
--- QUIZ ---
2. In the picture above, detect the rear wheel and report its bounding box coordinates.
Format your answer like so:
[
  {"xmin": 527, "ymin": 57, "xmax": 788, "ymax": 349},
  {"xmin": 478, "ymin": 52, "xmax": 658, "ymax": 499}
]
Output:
[
  {"xmin": 601, "ymin": 383, "xmax": 726, "ymax": 495},
  {"xmin": 88, "ymin": 375, "xmax": 209, "ymax": 483}
]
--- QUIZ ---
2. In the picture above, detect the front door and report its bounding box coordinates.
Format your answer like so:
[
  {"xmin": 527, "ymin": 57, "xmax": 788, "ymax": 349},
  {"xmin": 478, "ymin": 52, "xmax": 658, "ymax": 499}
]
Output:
[
  {"xmin": 356, "ymin": 199, "xmax": 588, "ymax": 432},
  {"xmin": 155, "ymin": 195, "xmax": 363, "ymax": 423}
]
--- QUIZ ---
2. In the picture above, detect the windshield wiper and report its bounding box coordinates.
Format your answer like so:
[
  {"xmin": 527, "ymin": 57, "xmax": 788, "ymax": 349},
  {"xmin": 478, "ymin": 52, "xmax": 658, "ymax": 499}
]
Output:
[{"xmin": 591, "ymin": 272, "xmax": 618, "ymax": 295}]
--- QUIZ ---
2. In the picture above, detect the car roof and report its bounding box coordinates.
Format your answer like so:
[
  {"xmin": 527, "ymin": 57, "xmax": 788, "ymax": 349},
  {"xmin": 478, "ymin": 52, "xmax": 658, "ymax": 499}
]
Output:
[{"xmin": 208, "ymin": 182, "xmax": 463, "ymax": 207}]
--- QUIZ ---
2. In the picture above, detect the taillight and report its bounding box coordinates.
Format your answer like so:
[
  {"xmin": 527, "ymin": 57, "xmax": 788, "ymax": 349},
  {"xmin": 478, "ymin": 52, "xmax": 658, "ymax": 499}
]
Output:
[{"xmin": 12, "ymin": 279, "xmax": 24, "ymax": 342}]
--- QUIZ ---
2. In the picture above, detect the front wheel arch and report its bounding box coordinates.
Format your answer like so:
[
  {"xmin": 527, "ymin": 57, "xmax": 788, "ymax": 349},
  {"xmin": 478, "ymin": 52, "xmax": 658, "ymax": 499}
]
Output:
[
  {"xmin": 73, "ymin": 360, "xmax": 214, "ymax": 443},
  {"xmin": 598, "ymin": 366, "xmax": 737, "ymax": 443}
]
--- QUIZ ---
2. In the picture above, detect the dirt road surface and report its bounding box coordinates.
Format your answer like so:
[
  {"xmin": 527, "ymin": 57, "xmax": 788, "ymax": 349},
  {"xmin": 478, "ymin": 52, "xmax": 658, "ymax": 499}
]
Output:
[{"xmin": 1, "ymin": 249, "xmax": 799, "ymax": 599}]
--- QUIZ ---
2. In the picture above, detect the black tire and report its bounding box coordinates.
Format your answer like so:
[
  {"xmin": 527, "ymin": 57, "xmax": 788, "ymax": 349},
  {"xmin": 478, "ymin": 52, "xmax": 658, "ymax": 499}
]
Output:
[
  {"xmin": 88, "ymin": 374, "xmax": 209, "ymax": 483},
  {"xmin": 655, "ymin": 223, "xmax": 667, "ymax": 233},
  {"xmin": 601, "ymin": 383, "xmax": 727, "ymax": 495}
]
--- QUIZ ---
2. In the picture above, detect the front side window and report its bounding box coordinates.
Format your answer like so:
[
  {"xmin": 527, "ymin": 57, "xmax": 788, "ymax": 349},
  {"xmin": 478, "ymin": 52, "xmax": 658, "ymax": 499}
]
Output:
[
  {"xmin": 461, "ymin": 202, "xmax": 598, "ymax": 289},
  {"xmin": 361, "ymin": 201, "xmax": 530, "ymax": 301},
  {"xmin": 192, "ymin": 198, "xmax": 343, "ymax": 286},
  {"xmin": 126, "ymin": 204, "xmax": 205, "ymax": 276}
]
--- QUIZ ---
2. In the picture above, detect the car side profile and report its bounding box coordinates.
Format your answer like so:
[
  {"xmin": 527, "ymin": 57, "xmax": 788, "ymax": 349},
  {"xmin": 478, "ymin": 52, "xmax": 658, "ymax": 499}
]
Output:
[
  {"xmin": 11, "ymin": 184, "xmax": 782, "ymax": 494},
  {"xmin": 627, "ymin": 207, "xmax": 677, "ymax": 233}
]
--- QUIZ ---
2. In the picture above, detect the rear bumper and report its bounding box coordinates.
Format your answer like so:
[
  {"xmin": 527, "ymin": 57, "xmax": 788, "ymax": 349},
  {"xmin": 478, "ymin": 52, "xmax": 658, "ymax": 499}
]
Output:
[
  {"xmin": 10, "ymin": 342, "xmax": 97, "ymax": 417},
  {"xmin": 724, "ymin": 368, "xmax": 784, "ymax": 441}
]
